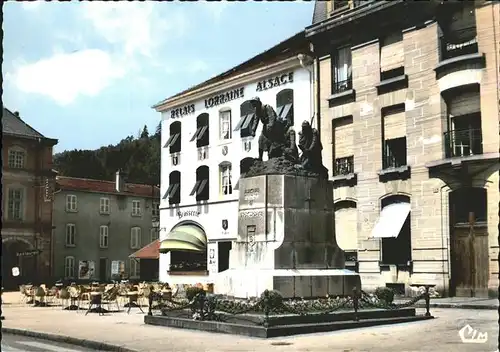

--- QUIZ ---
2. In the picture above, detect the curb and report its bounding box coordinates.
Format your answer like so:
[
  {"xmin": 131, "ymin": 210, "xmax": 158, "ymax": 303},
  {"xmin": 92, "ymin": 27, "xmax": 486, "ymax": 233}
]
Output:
[
  {"xmin": 1, "ymin": 327, "xmax": 139, "ymax": 352},
  {"xmin": 412, "ymin": 303, "xmax": 498, "ymax": 310}
]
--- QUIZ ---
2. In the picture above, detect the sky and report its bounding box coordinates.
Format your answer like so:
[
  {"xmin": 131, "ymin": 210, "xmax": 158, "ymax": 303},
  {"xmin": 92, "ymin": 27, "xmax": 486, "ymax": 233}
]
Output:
[{"xmin": 3, "ymin": 0, "xmax": 315, "ymax": 153}]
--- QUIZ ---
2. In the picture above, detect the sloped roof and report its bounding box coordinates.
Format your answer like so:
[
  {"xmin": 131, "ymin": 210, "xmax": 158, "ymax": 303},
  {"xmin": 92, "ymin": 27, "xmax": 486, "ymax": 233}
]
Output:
[
  {"xmin": 56, "ymin": 176, "xmax": 160, "ymax": 198},
  {"xmin": 153, "ymin": 30, "xmax": 308, "ymax": 109},
  {"xmin": 2, "ymin": 107, "xmax": 49, "ymax": 140},
  {"xmin": 312, "ymin": 0, "xmax": 328, "ymax": 25},
  {"xmin": 129, "ymin": 240, "xmax": 160, "ymax": 260}
]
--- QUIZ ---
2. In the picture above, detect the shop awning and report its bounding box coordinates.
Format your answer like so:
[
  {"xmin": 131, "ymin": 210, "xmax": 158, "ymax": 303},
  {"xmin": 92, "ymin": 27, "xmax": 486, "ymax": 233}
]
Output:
[
  {"xmin": 371, "ymin": 202, "xmax": 411, "ymax": 238},
  {"xmin": 129, "ymin": 240, "xmax": 160, "ymax": 259},
  {"xmin": 160, "ymin": 224, "xmax": 207, "ymax": 253}
]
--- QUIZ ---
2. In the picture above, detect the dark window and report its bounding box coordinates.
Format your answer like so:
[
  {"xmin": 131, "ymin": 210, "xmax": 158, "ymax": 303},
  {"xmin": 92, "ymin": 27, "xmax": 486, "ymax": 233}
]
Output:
[
  {"xmin": 170, "ymin": 250, "xmax": 207, "ymax": 272},
  {"xmin": 445, "ymin": 113, "xmax": 483, "ymax": 158},
  {"xmin": 190, "ymin": 166, "xmax": 209, "ymax": 201},
  {"xmin": 450, "ymin": 188, "xmax": 487, "ymax": 225},
  {"xmin": 234, "ymin": 100, "xmax": 255, "ymax": 138},
  {"xmin": 166, "ymin": 121, "xmax": 181, "ymax": 154},
  {"xmin": 332, "ymin": 46, "xmax": 352, "ymax": 94},
  {"xmin": 333, "ymin": 0, "xmax": 349, "ymax": 12},
  {"xmin": 380, "ymin": 195, "xmax": 412, "ymax": 265},
  {"xmin": 334, "ymin": 156, "xmax": 354, "ymax": 176},
  {"xmin": 276, "ymin": 89, "xmax": 294, "ymax": 126},
  {"xmin": 380, "ymin": 31, "xmax": 403, "ymax": 47},
  {"xmin": 439, "ymin": 2, "xmax": 478, "ymax": 60},
  {"xmin": 191, "ymin": 113, "xmax": 209, "ymax": 148},
  {"xmin": 383, "ymin": 137, "xmax": 407, "ymax": 169},
  {"xmin": 380, "ymin": 66, "xmax": 405, "ymax": 81},
  {"xmin": 165, "ymin": 171, "xmax": 181, "ymax": 205},
  {"xmin": 217, "ymin": 241, "xmax": 232, "ymax": 272}
]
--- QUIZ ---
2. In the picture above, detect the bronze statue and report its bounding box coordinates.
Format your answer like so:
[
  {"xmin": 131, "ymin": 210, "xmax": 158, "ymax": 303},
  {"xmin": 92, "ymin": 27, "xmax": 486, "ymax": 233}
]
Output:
[{"xmin": 298, "ymin": 120, "xmax": 328, "ymax": 177}]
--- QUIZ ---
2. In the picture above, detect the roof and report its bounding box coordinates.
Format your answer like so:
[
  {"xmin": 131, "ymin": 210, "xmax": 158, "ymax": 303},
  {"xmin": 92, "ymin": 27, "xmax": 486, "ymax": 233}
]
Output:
[
  {"xmin": 129, "ymin": 240, "xmax": 160, "ymax": 260},
  {"xmin": 2, "ymin": 107, "xmax": 57, "ymax": 144},
  {"xmin": 153, "ymin": 30, "xmax": 309, "ymax": 109},
  {"xmin": 312, "ymin": 0, "xmax": 328, "ymax": 25},
  {"xmin": 56, "ymin": 176, "xmax": 160, "ymax": 198}
]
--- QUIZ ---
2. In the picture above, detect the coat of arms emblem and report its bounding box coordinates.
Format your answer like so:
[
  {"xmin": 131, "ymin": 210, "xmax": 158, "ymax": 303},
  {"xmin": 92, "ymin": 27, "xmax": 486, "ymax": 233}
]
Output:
[{"xmin": 222, "ymin": 219, "xmax": 228, "ymax": 230}]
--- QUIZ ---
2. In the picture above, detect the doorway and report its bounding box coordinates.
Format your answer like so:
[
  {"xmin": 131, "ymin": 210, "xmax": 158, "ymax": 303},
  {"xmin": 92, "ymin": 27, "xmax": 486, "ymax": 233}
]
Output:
[
  {"xmin": 218, "ymin": 241, "xmax": 232, "ymax": 273},
  {"xmin": 1, "ymin": 240, "xmax": 35, "ymax": 290},
  {"xmin": 449, "ymin": 188, "xmax": 489, "ymax": 297},
  {"xmin": 99, "ymin": 258, "xmax": 108, "ymax": 282}
]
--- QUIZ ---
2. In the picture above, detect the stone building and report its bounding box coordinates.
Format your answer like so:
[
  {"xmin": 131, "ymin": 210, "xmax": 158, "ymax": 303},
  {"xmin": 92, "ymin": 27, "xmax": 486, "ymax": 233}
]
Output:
[
  {"xmin": 152, "ymin": 32, "xmax": 315, "ymax": 285},
  {"xmin": 52, "ymin": 172, "xmax": 160, "ymax": 282},
  {"xmin": 1, "ymin": 108, "xmax": 58, "ymax": 289},
  {"xmin": 307, "ymin": 0, "xmax": 499, "ymax": 297}
]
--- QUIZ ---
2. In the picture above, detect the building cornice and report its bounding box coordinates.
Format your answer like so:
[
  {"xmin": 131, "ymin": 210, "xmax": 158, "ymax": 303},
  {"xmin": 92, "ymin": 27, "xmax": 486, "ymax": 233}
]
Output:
[{"xmin": 153, "ymin": 56, "xmax": 303, "ymax": 113}]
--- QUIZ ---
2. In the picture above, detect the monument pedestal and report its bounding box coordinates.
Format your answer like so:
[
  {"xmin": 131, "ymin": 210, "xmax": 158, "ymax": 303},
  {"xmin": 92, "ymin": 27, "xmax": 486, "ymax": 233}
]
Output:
[{"xmin": 215, "ymin": 174, "xmax": 360, "ymax": 299}]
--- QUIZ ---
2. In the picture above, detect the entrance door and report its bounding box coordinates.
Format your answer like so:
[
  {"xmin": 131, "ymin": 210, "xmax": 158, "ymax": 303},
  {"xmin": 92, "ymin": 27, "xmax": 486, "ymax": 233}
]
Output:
[
  {"xmin": 218, "ymin": 241, "xmax": 232, "ymax": 273},
  {"xmin": 450, "ymin": 226, "xmax": 489, "ymax": 297},
  {"xmin": 1, "ymin": 240, "xmax": 35, "ymax": 290},
  {"xmin": 99, "ymin": 258, "xmax": 107, "ymax": 282}
]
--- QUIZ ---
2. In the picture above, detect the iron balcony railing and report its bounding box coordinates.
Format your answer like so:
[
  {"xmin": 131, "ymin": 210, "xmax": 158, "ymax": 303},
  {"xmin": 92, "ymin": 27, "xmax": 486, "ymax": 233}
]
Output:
[
  {"xmin": 444, "ymin": 128, "xmax": 483, "ymax": 158},
  {"xmin": 334, "ymin": 156, "xmax": 354, "ymax": 176},
  {"xmin": 332, "ymin": 78, "xmax": 353, "ymax": 95},
  {"xmin": 440, "ymin": 27, "xmax": 478, "ymax": 61}
]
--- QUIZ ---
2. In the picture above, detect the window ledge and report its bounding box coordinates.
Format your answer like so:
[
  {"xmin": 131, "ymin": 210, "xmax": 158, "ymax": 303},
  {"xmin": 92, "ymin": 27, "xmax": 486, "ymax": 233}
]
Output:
[
  {"xmin": 376, "ymin": 74, "xmax": 408, "ymax": 95},
  {"xmin": 434, "ymin": 52, "xmax": 485, "ymax": 75},
  {"xmin": 131, "ymin": 213, "xmax": 142, "ymax": 217},
  {"xmin": 378, "ymin": 165, "xmax": 411, "ymax": 181},
  {"xmin": 327, "ymin": 89, "xmax": 356, "ymax": 106},
  {"xmin": 168, "ymin": 270, "xmax": 209, "ymax": 276},
  {"xmin": 99, "ymin": 247, "xmax": 108, "ymax": 250},
  {"xmin": 65, "ymin": 244, "xmax": 76, "ymax": 248},
  {"xmin": 66, "ymin": 209, "xmax": 78, "ymax": 213},
  {"xmin": 453, "ymin": 221, "xmax": 487, "ymax": 229},
  {"xmin": 379, "ymin": 260, "xmax": 413, "ymax": 271},
  {"xmin": 99, "ymin": 212, "xmax": 110, "ymax": 216},
  {"xmin": 331, "ymin": 173, "xmax": 357, "ymax": 187}
]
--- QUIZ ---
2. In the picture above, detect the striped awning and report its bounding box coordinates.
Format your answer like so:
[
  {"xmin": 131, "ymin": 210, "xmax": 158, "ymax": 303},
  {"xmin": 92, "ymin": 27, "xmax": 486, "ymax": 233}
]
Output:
[{"xmin": 159, "ymin": 224, "xmax": 207, "ymax": 253}]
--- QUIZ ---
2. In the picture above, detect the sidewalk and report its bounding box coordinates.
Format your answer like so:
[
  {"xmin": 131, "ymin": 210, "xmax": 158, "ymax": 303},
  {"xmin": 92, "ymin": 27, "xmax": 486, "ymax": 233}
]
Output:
[{"xmin": 394, "ymin": 297, "xmax": 498, "ymax": 310}]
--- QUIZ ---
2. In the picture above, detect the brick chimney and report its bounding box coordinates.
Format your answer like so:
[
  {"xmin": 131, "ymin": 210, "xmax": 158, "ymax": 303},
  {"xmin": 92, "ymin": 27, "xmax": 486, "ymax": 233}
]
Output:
[{"xmin": 14, "ymin": 111, "xmax": 20, "ymax": 117}]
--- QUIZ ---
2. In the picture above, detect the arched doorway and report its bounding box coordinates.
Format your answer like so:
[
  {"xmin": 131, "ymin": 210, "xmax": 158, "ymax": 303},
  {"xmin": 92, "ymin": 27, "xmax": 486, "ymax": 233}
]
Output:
[
  {"xmin": 1, "ymin": 239, "xmax": 36, "ymax": 290},
  {"xmin": 449, "ymin": 187, "xmax": 488, "ymax": 297}
]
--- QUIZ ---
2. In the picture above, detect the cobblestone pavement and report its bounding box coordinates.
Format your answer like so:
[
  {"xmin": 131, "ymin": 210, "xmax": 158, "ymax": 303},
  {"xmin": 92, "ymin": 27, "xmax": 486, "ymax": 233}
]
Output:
[{"xmin": 1, "ymin": 298, "xmax": 498, "ymax": 352}]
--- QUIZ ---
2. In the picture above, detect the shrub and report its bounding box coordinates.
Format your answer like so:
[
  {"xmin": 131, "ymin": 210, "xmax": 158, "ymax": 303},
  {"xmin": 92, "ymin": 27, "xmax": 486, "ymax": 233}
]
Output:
[
  {"xmin": 186, "ymin": 286, "xmax": 205, "ymax": 301},
  {"xmin": 260, "ymin": 289, "xmax": 283, "ymax": 309},
  {"xmin": 374, "ymin": 286, "xmax": 395, "ymax": 304}
]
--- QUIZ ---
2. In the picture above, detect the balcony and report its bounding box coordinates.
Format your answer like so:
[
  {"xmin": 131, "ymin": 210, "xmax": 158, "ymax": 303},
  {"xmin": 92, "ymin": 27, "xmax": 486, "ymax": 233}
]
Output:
[
  {"xmin": 440, "ymin": 28, "xmax": 478, "ymax": 61},
  {"xmin": 332, "ymin": 78, "xmax": 352, "ymax": 95},
  {"xmin": 328, "ymin": 78, "xmax": 355, "ymax": 106},
  {"xmin": 378, "ymin": 138, "xmax": 410, "ymax": 181},
  {"xmin": 332, "ymin": 156, "xmax": 357, "ymax": 187},
  {"xmin": 444, "ymin": 129, "xmax": 483, "ymax": 159}
]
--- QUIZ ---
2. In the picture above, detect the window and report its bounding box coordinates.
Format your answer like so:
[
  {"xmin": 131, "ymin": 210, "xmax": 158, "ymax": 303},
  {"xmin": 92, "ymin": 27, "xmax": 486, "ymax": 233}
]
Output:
[
  {"xmin": 219, "ymin": 110, "xmax": 232, "ymax": 140},
  {"xmin": 165, "ymin": 171, "xmax": 181, "ymax": 204},
  {"xmin": 191, "ymin": 113, "xmax": 209, "ymax": 148},
  {"xmin": 450, "ymin": 188, "xmax": 487, "ymax": 225},
  {"xmin": 234, "ymin": 100, "xmax": 255, "ymax": 138},
  {"xmin": 334, "ymin": 156, "xmax": 354, "ymax": 176},
  {"xmin": 190, "ymin": 165, "xmax": 209, "ymax": 201},
  {"xmin": 129, "ymin": 259, "xmax": 140, "ymax": 278},
  {"xmin": 99, "ymin": 197, "xmax": 110, "ymax": 214},
  {"xmin": 380, "ymin": 196, "xmax": 412, "ymax": 265},
  {"xmin": 150, "ymin": 228, "xmax": 159, "ymax": 242},
  {"xmin": 99, "ymin": 225, "xmax": 109, "ymax": 248},
  {"xmin": 66, "ymin": 194, "xmax": 77, "ymax": 212},
  {"xmin": 152, "ymin": 201, "xmax": 160, "ymax": 218},
  {"xmin": 383, "ymin": 137, "xmax": 407, "ymax": 169},
  {"xmin": 165, "ymin": 121, "xmax": 181, "ymax": 154},
  {"xmin": 64, "ymin": 256, "xmax": 75, "ymax": 278},
  {"xmin": 65, "ymin": 224, "xmax": 76, "ymax": 247},
  {"xmin": 332, "ymin": 46, "xmax": 352, "ymax": 94},
  {"xmin": 130, "ymin": 227, "xmax": 141, "ymax": 249},
  {"xmin": 219, "ymin": 163, "xmax": 232, "ymax": 196},
  {"xmin": 7, "ymin": 188, "xmax": 23, "ymax": 220},
  {"xmin": 8, "ymin": 148, "xmax": 25, "ymax": 169},
  {"xmin": 276, "ymin": 89, "xmax": 294, "ymax": 126},
  {"xmin": 131, "ymin": 200, "xmax": 141, "ymax": 216},
  {"xmin": 439, "ymin": 2, "xmax": 478, "ymax": 60}
]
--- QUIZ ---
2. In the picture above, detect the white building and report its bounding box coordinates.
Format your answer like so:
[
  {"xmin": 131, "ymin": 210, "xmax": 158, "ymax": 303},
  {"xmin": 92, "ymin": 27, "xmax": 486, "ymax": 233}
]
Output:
[{"xmin": 153, "ymin": 32, "xmax": 315, "ymax": 284}]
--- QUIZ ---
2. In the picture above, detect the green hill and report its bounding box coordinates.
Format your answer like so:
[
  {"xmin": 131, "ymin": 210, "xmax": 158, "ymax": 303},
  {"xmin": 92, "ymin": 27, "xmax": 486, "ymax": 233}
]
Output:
[{"xmin": 53, "ymin": 124, "xmax": 161, "ymax": 185}]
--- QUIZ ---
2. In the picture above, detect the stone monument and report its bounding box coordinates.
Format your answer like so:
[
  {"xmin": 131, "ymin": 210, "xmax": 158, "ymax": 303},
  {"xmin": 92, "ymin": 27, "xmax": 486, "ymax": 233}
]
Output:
[{"xmin": 215, "ymin": 101, "xmax": 360, "ymax": 299}]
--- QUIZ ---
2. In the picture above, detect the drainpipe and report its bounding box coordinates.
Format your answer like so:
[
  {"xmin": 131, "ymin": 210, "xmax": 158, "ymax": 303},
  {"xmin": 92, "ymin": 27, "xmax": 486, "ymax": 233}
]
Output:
[
  {"xmin": 439, "ymin": 184, "xmax": 449, "ymax": 297},
  {"xmin": 297, "ymin": 54, "xmax": 315, "ymax": 129}
]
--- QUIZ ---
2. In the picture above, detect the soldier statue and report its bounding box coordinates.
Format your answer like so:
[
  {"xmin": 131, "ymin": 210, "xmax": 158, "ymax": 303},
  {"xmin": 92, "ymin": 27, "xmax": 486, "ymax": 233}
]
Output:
[{"xmin": 298, "ymin": 120, "xmax": 328, "ymax": 177}]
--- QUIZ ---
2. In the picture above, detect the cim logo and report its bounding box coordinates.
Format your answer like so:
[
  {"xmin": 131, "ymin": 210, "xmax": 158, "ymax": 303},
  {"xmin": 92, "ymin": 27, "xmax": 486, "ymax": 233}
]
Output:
[{"xmin": 458, "ymin": 324, "xmax": 488, "ymax": 344}]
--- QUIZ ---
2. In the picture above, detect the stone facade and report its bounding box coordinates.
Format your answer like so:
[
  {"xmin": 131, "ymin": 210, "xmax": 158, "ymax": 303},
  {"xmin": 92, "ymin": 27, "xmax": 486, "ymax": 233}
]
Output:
[
  {"xmin": 310, "ymin": 0, "xmax": 499, "ymax": 296},
  {"xmin": 1, "ymin": 108, "xmax": 58, "ymax": 288}
]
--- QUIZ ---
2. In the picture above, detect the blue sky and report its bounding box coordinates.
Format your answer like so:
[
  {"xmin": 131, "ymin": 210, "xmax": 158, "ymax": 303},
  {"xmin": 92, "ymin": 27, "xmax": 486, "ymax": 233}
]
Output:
[{"xmin": 3, "ymin": 1, "xmax": 314, "ymax": 153}]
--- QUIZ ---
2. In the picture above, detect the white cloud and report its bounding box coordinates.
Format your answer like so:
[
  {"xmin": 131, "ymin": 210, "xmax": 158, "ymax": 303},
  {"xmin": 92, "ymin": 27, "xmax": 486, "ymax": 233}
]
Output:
[
  {"xmin": 81, "ymin": 2, "xmax": 188, "ymax": 59},
  {"xmin": 7, "ymin": 49, "xmax": 126, "ymax": 106},
  {"xmin": 201, "ymin": 0, "xmax": 231, "ymax": 22}
]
